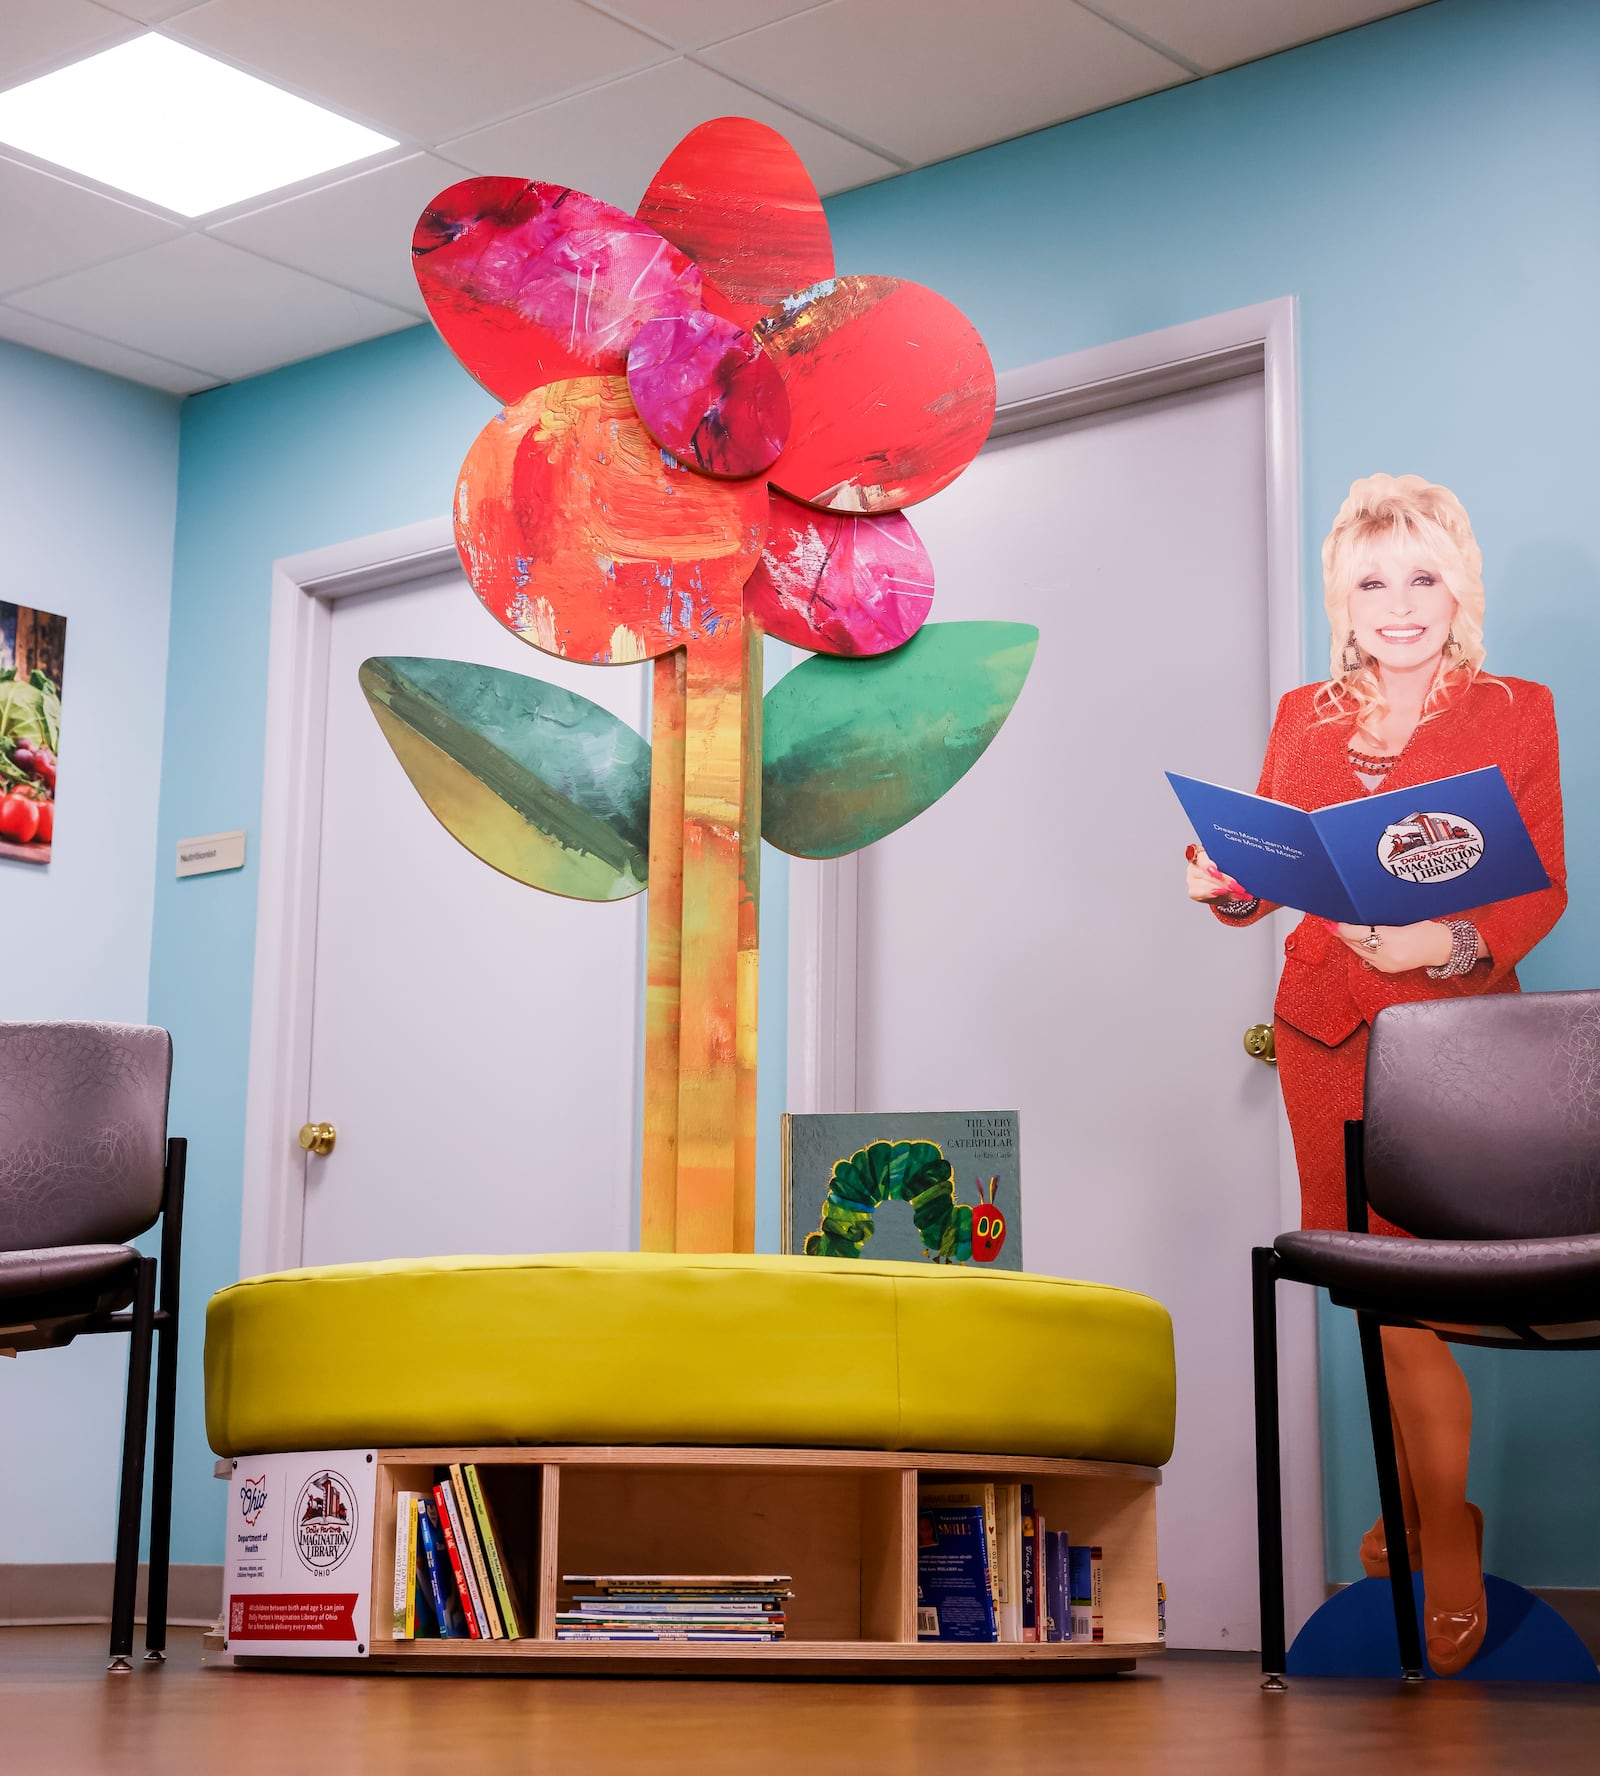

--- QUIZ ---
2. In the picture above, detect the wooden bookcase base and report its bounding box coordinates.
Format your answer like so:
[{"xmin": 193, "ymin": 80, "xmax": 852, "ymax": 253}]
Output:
[{"xmin": 268, "ymin": 1444, "xmax": 1164, "ymax": 1680}]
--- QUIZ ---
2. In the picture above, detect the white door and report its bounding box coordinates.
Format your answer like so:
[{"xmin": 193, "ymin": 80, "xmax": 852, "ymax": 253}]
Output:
[
  {"xmin": 298, "ymin": 569, "xmax": 645, "ymax": 1267},
  {"xmin": 845, "ymin": 377, "xmax": 1285, "ymax": 1650}
]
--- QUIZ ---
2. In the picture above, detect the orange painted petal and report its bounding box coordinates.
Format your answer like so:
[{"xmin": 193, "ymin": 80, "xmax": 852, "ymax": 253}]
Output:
[
  {"xmin": 760, "ymin": 274, "xmax": 996, "ymax": 514},
  {"xmin": 636, "ymin": 118, "xmax": 834, "ymax": 331},
  {"xmin": 453, "ymin": 375, "xmax": 767, "ymax": 665},
  {"xmin": 414, "ymin": 177, "xmax": 703, "ymax": 404}
]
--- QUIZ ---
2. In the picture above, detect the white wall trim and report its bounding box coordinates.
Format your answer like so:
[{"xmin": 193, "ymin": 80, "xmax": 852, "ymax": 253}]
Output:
[
  {"xmin": 785, "ymin": 296, "xmax": 1325, "ymax": 1637},
  {"xmin": 238, "ymin": 518, "xmax": 455, "ymax": 1280}
]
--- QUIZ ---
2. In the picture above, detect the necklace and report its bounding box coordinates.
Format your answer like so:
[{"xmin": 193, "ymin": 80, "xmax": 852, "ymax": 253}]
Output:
[{"xmin": 1347, "ymin": 747, "xmax": 1400, "ymax": 775}]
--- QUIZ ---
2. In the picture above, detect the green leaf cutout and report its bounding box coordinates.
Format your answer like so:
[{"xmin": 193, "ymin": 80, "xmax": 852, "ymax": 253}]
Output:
[
  {"xmin": 360, "ymin": 656, "xmax": 651, "ymax": 901},
  {"xmin": 761, "ymin": 621, "xmax": 1038, "ymax": 859}
]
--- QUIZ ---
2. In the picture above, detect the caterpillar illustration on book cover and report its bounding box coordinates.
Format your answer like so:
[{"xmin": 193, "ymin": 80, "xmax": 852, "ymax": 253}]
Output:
[{"xmin": 782, "ymin": 1110, "xmax": 1023, "ymax": 1269}]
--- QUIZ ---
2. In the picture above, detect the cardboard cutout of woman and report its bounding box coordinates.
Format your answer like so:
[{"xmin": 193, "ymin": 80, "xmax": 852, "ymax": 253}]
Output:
[{"xmin": 1186, "ymin": 474, "xmax": 1567, "ymax": 1675}]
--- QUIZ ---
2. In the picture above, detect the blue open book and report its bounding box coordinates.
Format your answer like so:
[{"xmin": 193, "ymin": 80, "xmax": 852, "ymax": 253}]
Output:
[{"xmin": 1166, "ymin": 766, "xmax": 1549, "ymax": 926}]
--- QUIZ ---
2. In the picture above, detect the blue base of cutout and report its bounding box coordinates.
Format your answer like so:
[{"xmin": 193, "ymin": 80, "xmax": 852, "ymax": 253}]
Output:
[{"xmin": 1287, "ymin": 1573, "xmax": 1599, "ymax": 1682}]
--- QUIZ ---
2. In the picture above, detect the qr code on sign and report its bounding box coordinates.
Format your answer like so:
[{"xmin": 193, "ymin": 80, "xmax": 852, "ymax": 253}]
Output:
[
  {"xmin": 916, "ymin": 1607, "xmax": 938, "ymax": 1636},
  {"xmin": 229, "ymin": 1600, "xmax": 245, "ymax": 1635}
]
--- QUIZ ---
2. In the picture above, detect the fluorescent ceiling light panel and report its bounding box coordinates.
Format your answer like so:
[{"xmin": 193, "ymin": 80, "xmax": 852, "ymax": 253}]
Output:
[{"xmin": 0, "ymin": 35, "xmax": 396, "ymax": 218}]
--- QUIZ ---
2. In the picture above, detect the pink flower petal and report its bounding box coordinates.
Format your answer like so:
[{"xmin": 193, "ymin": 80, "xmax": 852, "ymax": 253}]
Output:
[
  {"xmin": 627, "ymin": 312, "xmax": 790, "ymax": 480},
  {"xmin": 415, "ymin": 177, "xmax": 702, "ymax": 404},
  {"xmin": 746, "ymin": 490, "xmax": 934, "ymax": 656}
]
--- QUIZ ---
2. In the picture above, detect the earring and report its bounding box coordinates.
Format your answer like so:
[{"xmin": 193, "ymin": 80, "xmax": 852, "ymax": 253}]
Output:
[
  {"xmin": 1444, "ymin": 629, "xmax": 1461, "ymax": 657},
  {"xmin": 1341, "ymin": 632, "xmax": 1364, "ymax": 674}
]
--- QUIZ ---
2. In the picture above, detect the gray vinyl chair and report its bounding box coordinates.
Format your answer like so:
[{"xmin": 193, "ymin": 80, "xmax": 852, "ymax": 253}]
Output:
[
  {"xmin": 0, "ymin": 1023, "xmax": 186, "ymax": 1670},
  {"xmin": 1252, "ymin": 989, "xmax": 1600, "ymax": 1685}
]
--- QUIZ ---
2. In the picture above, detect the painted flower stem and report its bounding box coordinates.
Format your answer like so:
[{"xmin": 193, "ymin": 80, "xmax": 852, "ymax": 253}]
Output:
[
  {"xmin": 640, "ymin": 611, "xmax": 760, "ymax": 1253},
  {"xmin": 640, "ymin": 648, "xmax": 686, "ymax": 1252}
]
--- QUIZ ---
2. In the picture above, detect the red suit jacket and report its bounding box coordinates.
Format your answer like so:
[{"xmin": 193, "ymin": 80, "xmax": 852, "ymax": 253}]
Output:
[{"xmin": 1221, "ymin": 676, "xmax": 1567, "ymax": 1046}]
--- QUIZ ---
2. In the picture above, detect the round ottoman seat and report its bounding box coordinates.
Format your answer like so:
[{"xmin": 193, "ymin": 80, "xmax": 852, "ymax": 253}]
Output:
[{"xmin": 204, "ymin": 1251, "xmax": 1175, "ymax": 1466}]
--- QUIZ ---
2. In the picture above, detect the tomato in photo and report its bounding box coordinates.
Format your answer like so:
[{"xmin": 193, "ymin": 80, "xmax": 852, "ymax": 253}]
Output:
[{"xmin": 0, "ymin": 792, "xmax": 41, "ymax": 844}]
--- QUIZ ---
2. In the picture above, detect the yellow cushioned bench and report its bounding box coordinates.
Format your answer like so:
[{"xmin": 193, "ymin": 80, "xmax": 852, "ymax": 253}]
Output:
[{"xmin": 204, "ymin": 1252, "xmax": 1175, "ymax": 1467}]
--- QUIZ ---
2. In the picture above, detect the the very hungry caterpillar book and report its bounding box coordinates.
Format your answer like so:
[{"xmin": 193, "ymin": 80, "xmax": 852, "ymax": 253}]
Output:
[{"xmin": 782, "ymin": 1110, "xmax": 1023, "ymax": 1270}]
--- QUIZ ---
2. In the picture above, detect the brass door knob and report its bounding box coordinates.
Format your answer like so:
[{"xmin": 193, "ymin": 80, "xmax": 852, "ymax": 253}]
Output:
[
  {"xmin": 298, "ymin": 1121, "xmax": 337, "ymax": 1156},
  {"xmin": 1243, "ymin": 1024, "xmax": 1276, "ymax": 1066}
]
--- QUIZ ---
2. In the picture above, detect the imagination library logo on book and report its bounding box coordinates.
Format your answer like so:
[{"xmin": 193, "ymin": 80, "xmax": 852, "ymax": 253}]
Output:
[{"xmin": 1378, "ymin": 811, "xmax": 1485, "ymax": 885}]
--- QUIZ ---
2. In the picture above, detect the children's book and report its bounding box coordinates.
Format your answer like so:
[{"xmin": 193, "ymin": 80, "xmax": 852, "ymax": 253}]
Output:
[
  {"xmin": 919, "ymin": 1484, "xmax": 999, "ymax": 1614},
  {"xmin": 1045, "ymin": 1529, "xmax": 1070, "ymax": 1644},
  {"xmin": 464, "ymin": 1463, "xmax": 523, "ymax": 1639},
  {"xmin": 1020, "ymin": 1486, "xmax": 1037, "ymax": 1644},
  {"xmin": 916, "ymin": 1507, "xmax": 997, "ymax": 1642},
  {"xmin": 417, "ymin": 1496, "xmax": 467, "ymax": 1638},
  {"xmin": 782, "ymin": 1110, "xmax": 1022, "ymax": 1269},
  {"xmin": 392, "ymin": 1489, "xmax": 417, "ymax": 1639},
  {"xmin": 1166, "ymin": 766, "xmax": 1548, "ymax": 925},
  {"xmin": 432, "ymin": 1479, "xmax": 485, "ymax": 1639},
  {"xmin": 1067, "ymin": 1543, "xmax": 1103, "ymax": 1644}
]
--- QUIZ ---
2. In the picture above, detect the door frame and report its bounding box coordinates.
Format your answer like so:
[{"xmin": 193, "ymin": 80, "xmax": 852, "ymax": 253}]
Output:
[
  {"xmin": 784, "ymin": 294, "xmax": 1328, "ymax": 1637},
  {"xmin": 239, "ymin": 517, "xmax": 460, "ymax": 1282}
]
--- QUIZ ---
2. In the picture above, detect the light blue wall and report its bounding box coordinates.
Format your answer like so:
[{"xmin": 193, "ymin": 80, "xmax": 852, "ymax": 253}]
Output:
[
  {"xmin": 144, "ymin": 0, "xmax": 1599, "ymax": 1581},
  {"xmin": 0, "ymin": 341, "xmax": 179, "ymax": 1561}
]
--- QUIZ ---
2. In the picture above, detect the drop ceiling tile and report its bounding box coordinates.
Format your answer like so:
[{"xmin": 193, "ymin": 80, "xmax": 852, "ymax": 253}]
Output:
[
  {"xmin": 8, "ymin": 233, "xmax": 415, "ymax": 381},
  {"xmin": 172, "ymin": 0, "xmax": 671, "ymax": 141},
  {"xmin": 1088, "ymin": 1, "xmax": 1427, "ymax": 74},
  {"xmin": 0, "ymin": 303, "xmax": 217, "ymax": 394},
  {"xmin": 208, "ymin": 152, "xmax": 467, "ymax": 315},
  {"xmin": 0, "ymin": 154, "xmax": 183, "ymax": 295},
  {"xmin": 443, "ymin": 56, "xmax": 898, "ymax": 209},
  {"xmin": 600, "ymin": 1, "xmax": 831, "ymax": 50},
  {"xmin": 0, "ymin": 0, "xmax": 137, "ymax": 86},
  {"xmin": 703, "ymin": 0, "xmax": 1188, "ymax": 165}
]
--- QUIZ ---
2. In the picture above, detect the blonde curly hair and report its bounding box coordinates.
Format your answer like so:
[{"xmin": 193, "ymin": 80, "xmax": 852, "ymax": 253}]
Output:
[{"xmin": 1315, "ymin": 473, "xmax": 1498, "ymax": 744}]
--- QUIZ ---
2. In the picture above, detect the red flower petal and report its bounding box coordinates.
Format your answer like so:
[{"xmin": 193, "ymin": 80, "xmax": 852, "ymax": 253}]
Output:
[
  {"xmin": 636, "ymin": 117, "xmax": 834, "ymax": 330},
  {"xmin": 747, "ymin": 491, "xmax": 934, "ymax": 656},
  {"xmin": 415, "ymin": 177, "xmax": 703, "ymax": 405},
  {"xmin": 455, "ymin": 377, "xmax": 767, "ymax": 664},
  {"xmin": 627, "ymin": 312, "xmax": 790, "ymax": 480},
  {"xmin": 760, "ymin": 274, "xmax": 996, "ymax": 514}
]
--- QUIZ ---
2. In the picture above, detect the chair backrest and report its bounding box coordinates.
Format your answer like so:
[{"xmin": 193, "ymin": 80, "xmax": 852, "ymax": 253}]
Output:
[
  {"xmin": 1364, "ymin": 991, "xmax": 1600, "ymax": 1239},
  {"xmin": 0, "ymin": 1022, "xmax": 172, "ymax": 1251}
]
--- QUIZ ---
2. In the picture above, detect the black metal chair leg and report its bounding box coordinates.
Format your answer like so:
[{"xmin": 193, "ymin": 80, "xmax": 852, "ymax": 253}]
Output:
[
  {"xmin": 109, "ymin": 1257, "xmax": 156, "ymax": 1671},
  {"xmin": 1252, "ymin": 1246, "xmax": 1288, "ymax": 1690},
  {"xmin": 1355, "ymin": 1312, "xmax": 1424, "ymax": 1680},
  {"xmin": 143, "ymin": 1138, "xmax": 186, "ymax": 1661},
  {"xmin": 143, "ymin": 1315, "xmax": 179, "ymax": 1659}
]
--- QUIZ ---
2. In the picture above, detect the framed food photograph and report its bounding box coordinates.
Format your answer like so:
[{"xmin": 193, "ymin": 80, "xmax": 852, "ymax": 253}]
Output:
[{"xmin": 0, "ymin": 601, "xmax": 64, "ymax": 866}]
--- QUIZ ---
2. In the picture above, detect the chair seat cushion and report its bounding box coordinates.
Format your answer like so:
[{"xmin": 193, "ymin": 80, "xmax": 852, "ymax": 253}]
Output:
[
  {"xmin": 1275, "ymin": 1228, "xmax": 1600, "ymax": 1329},
  {"xmin": 0, "ymin": 1243, "xmax": 138, "ymax": 1302},
  {"xmin": 204, "ymin": 1251, "xmax": 1176, "ymax": 1465}
]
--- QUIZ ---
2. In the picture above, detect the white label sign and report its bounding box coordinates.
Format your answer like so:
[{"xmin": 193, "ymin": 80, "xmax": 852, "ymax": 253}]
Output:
[
  {"xmin": 176, "ymin": 829, "xmax": 246, "ymax": 877},
  {"xmin": 224, "ymin": 1448, "xmax": 375, "ymax": 1657}
]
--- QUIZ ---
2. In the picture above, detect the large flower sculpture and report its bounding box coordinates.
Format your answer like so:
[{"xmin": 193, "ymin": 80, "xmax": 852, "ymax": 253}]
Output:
[{"xmin": 365, "ymin": 118, "xmax": 1037, "ymax": 1254}]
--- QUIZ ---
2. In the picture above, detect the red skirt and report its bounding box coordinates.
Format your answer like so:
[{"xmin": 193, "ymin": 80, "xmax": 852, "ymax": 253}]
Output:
[{"xmin": 1273, "ymin": 1018, "xmax": 1409, "ymax": 1237}]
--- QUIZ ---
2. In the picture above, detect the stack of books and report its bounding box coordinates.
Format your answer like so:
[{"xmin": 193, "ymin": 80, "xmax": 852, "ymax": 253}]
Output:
[
  {"xmin": 392, "ymin": 1463, "xmax": 526, "ymax": 1640},
  {"xmin": 916, "ymin": 1481, "xmax": 1103, "ymax": 1644},
  {"xmin": 555, "ymin": 1576, "xmax": 792, "ymax": 1642}
]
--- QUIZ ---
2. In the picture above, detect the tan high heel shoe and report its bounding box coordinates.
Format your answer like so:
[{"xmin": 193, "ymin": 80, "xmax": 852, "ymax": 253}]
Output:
[
  {"xmin": 1424, "ymin": 1503, "xmax": 1486, "ymax": 1678},
  {"xmin": 1358, "ymin": 1517, "xmax": 1420, "ymax": 1579}
]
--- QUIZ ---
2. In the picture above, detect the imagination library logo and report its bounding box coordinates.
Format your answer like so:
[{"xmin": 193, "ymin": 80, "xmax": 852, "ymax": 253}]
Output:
[
  {"xmin": 294, "ymin": 1469, "xmax": 357, "ymax": 1574},
  {"xmin": 1378, "ymin": 811, "xmax": 1485, "ymax": 885}
]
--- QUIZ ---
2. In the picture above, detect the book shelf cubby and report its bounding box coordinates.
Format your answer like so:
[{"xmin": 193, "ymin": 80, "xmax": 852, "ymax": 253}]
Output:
[{"xmin": 245, "ymin": 1446, "xmax": 1163, "ymax": 1677}]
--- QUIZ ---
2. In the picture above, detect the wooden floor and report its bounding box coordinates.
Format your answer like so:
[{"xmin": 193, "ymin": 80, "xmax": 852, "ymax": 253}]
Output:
[{"xmin": 4, "ymin": 1628, "xmax": 1597, "ymax": 1775}]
